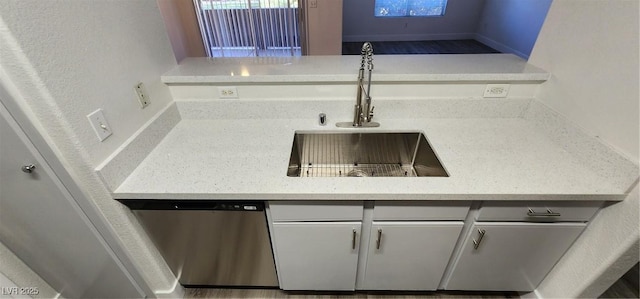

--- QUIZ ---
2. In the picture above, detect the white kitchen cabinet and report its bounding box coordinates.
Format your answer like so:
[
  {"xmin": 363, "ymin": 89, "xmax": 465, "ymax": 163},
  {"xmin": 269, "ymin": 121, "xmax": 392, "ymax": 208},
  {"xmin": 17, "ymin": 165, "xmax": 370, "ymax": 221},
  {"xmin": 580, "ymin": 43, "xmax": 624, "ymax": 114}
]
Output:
[
  {"xmin": 361, "ymin": 221, "xmax": 464, "ymax": 290},
  {"xmin": 445, "ymin": 222, "xmax": 586, "ymax": 291},
  {"xmin": 477, "ymin": 201, "xmax": 602, "ymax": 222},
  {"xmin": 373, "ymin": 201, "xmax": 470, "ymax": 221},
  {"xmin": 272, "ymin": 222, "xmax": 362, "ymax": 290},
  {"xmin": 269, "ymin": 201, "xmax": 363, "ymax": 221}
]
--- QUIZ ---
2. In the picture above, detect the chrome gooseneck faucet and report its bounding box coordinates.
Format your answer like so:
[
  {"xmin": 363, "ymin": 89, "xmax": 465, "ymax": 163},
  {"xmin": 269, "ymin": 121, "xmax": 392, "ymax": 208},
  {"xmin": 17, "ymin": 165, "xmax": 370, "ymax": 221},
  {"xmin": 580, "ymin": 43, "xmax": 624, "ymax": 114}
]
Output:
[{"xmin": 337, "ymin": 42, "xmax": 380, "ymax": 128}]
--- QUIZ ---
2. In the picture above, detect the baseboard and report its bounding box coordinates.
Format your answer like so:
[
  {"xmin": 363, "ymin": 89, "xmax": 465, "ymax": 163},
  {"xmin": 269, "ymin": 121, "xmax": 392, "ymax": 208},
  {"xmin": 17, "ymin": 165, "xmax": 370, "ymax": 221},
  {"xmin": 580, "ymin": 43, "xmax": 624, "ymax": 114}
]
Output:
[
  {"xmin": 342, "ymin": 33, "xmax": 476, "ymax": 42},
  {"xmin": 0, "ymin": 240, "xmax": 61, "ymax": 298},
  {"xmin": 154, "ymin": 279, "xmax": 185, "ymax": 299},
  {"xmin": 520, "ymin": 289, "xmax": 543, "ymax": 299},
  {"xmin": 474, "ymin": 33, "xmax": 529, "ymax": 59}
]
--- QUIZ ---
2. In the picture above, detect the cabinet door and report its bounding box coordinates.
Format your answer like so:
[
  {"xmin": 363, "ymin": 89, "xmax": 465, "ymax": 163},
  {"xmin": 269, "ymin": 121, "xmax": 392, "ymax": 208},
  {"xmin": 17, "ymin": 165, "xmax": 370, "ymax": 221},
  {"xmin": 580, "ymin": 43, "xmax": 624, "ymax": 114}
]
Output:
[
  {"xmin": 361, "ymin": 221, "xmax": 464, "ymax": 290},
  {"xmin": 0, "ymin": 104, "xmax": 143, "ymax": 298},
  {"xmin": 272, "ymin": 222, "xmax": 361, "ymax": 290},
  {"xmin": 445, "ymin": 222, "xmax": 586, "ymax": 291}
]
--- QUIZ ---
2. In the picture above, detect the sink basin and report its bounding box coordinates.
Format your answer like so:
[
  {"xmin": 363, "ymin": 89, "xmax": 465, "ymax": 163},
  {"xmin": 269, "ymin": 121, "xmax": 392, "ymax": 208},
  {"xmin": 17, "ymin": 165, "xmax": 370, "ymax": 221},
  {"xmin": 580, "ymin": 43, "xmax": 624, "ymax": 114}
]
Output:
[{"xmin": 287, "ymin": 132, "xmax": 448, "ymax": 177}]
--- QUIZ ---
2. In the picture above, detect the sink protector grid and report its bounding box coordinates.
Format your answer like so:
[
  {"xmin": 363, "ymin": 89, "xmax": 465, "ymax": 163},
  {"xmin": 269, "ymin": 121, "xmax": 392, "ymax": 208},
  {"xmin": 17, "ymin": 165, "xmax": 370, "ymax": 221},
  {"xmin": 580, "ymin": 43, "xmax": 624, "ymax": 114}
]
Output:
[{"xmin": 287, "ymin": 132, "xmax": 448, "ymax": 178}]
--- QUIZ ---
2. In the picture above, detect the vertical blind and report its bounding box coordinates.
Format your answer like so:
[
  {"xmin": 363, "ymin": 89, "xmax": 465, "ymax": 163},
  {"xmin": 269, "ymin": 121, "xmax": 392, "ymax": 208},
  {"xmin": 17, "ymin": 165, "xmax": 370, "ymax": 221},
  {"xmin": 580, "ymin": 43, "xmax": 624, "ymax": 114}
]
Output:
[{"xmin": 193, "ymin": 0, "xmax": 301, "ymax": 57}]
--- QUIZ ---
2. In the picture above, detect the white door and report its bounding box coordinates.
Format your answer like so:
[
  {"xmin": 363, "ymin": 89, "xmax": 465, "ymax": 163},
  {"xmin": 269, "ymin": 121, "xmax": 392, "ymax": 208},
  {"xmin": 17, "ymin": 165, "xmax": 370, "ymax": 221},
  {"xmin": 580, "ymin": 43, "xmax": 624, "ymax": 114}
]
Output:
[
  {"xmin": 0, "ymin": 103, "xmax": 143, "ymax": 298},
  {"xmin": 445, "ymin": 222, "xmax": 586, "ymax": 291},
  {"xmin": 361, "ymin": 221, "xmax": 464, "ymax": 290},
  {"xmin": 272, "ymin": 222, "xmax": 361, "ymax": 290}
]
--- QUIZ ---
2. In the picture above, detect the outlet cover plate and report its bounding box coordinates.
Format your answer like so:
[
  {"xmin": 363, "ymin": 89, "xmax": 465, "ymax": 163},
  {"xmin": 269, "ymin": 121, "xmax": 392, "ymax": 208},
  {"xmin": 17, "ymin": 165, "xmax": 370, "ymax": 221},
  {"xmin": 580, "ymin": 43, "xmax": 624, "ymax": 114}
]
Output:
[
  {"xmin": 87, "ymin": 109, "xmax": 112, "ymax": 142},
  {"xmin": 483, "ymin": 84, "xmax": 510, "ymax": 98},
  {"xmin": 135, "ymin": 82, "xmax": 150, "ymax": 108},
  {"xmin": 218, "ymin": 86, "xmax": 239, "ymax": 99}
]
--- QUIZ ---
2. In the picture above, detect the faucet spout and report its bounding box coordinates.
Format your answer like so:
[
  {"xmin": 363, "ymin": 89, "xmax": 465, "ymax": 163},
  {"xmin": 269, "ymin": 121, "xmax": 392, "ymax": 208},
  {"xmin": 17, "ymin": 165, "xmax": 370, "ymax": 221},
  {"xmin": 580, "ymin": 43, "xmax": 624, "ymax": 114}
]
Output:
[{"xmin": 337, "ymin": 42, "xmax": 380, "ymax": 128}]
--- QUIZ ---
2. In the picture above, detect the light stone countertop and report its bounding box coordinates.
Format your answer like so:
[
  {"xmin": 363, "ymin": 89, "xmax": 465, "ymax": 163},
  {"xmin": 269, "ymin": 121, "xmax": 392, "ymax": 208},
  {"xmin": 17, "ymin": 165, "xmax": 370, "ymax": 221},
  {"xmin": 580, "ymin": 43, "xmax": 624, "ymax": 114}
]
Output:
[
  {"xmin": 113, "ymin": 117, "xmax": 624, "ymax": 201},
  {"xmin": 162, "ymin": 54, "xmax": 549, "ymax": 84}
]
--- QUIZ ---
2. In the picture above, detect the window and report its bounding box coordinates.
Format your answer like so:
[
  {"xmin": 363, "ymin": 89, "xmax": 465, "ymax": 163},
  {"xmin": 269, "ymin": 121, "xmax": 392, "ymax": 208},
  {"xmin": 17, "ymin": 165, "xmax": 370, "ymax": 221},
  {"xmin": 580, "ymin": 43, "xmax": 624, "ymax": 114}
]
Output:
[
  {"xmin": 200, "ymin": 0, "xmax": 297, "ymax": 10},
  {"xmin": 375, "ymin": 0, "xmax": 448, "ymax": 17},
  {"xmin": 195, "ymin": 0, "xmax": 301, "ymax": 57}
]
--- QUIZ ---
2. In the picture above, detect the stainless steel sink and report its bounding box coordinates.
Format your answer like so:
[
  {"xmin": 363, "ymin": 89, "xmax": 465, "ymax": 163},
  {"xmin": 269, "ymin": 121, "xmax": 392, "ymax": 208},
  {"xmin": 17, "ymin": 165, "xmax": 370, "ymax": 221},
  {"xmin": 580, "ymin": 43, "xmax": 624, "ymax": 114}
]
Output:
[{"xmin": 287, "ymin": 132, "xmax": 448, "ymax": 177}]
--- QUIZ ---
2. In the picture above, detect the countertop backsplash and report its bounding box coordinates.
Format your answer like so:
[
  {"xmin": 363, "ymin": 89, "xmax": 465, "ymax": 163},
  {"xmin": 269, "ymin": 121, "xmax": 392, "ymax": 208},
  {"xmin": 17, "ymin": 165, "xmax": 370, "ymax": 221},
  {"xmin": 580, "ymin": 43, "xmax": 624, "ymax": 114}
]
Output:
[{"xmin": 96, "ymin": 54, "xmax": 638, "ymax": 201}]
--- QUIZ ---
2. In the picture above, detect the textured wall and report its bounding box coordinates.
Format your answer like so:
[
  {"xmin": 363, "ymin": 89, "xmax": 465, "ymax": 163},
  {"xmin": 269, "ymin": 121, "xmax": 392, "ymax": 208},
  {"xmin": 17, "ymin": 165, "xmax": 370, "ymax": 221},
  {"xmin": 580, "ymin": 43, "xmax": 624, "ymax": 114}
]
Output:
[
  {"xmin": 0, "ymin": 0, "xmax": 177, "ymax": 167},
  {"xmin": 528, "ymin": 0, "xmax": 640, "ymax": 297},
  {"xmin": 529, "ymin": 0, "xmax": 639, "ymax": 162},
  {"xmin": 0, "ymin": 0, "xmax": 181, "ymax": 296}
]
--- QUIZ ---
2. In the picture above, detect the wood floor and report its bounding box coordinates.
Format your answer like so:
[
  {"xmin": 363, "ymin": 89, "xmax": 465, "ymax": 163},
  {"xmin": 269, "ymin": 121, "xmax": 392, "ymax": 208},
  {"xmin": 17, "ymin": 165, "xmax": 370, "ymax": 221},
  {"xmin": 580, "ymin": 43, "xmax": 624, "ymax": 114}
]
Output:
[
  {"xmin": 183, "ymin": 263, "xmax": 639, "ymax": 298},
  {"xmin": 185, "ymin": 288, "xmax": 520, "ymax": 299},
  {"xmin": 599, "ymin": 262, "xmax": 640, "ymax": 298},
  {"xmin": 342, "ymin": 40, "xmax": 500, "ymax": 55}
]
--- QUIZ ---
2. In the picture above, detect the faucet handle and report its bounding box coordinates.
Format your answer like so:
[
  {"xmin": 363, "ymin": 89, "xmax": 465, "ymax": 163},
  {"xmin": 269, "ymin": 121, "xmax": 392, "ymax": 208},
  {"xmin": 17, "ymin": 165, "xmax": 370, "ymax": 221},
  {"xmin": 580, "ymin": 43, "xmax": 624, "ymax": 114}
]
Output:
[{"xmin": 368, "ymin": 106, "xmax": 375, "ymax": 120}]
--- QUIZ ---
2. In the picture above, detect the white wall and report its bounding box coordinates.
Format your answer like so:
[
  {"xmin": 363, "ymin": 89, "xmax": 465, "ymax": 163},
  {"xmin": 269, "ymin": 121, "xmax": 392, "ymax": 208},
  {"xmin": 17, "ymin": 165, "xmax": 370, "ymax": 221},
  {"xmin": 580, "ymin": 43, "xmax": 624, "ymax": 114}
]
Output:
[
  {"xmin": 527, "ymin": 0, "xmax": 639, "ymax": 297},
  {"xmin": 342, "ymin": 0, "xmax": 486, "ymax": 42},
  {"xmin": 306, "ymin": 0, "xmax": 343, "ymax": 55},
  {"xmin": 529, "ymin": 0, "xmax": 639, "ymax": 163},
  {"xmin": 475, "ymin": 0, "xmax": 552, "ymax": 59},
  {"xmin": 0, "ymin": 0, "xmax": 176, "ymax": 167},
  {"xmin": 156, "ymin": 0, "xmax": 206, "ymax": 62},
  {"xmin": 0, "ymin": 0, "xmax": 182, "ymax": 297}
]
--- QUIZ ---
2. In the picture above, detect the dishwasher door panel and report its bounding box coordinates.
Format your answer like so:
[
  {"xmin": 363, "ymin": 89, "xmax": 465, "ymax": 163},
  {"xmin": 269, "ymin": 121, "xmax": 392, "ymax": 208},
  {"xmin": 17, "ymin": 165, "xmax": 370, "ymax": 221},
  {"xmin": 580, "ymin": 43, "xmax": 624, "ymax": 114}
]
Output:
[{"xmin": 133, "ymin": 209, "xmax": 278, "ymax": 287}]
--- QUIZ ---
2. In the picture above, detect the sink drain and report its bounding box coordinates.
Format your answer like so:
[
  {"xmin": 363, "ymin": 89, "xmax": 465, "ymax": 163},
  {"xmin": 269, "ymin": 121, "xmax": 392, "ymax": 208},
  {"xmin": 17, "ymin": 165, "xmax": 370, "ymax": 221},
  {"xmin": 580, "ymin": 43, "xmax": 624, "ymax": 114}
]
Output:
[{"xmin": 347, "ymin": 169, "xmax": 370, "ymax": 177}]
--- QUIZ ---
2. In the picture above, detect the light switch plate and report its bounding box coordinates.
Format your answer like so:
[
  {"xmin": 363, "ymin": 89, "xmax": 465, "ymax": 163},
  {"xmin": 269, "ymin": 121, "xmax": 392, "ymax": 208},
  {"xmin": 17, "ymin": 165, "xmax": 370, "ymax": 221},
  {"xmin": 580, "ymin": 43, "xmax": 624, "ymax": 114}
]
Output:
[
  {"xmin": 87, "ymin": 109, "xmax": 112, "ymax": 142},
  {"xmin": 483, "ymin": 84, "xmax": 510, "ymax": 98}
]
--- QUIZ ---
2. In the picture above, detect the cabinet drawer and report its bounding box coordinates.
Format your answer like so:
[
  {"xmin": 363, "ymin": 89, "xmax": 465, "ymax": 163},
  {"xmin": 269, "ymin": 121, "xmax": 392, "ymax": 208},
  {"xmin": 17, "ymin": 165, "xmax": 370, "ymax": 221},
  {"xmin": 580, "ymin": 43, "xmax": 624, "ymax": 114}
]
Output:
[
  {"xmin": 268, "ymin": 201, "xmax": 363, "ymax": 221},
  {"xmin": 477, "ymin": 201, "xmax": 602, "ymax": 222},
  {"xmin": 373, "ymin": 201, "xmax": 470, "ymax": 221}
]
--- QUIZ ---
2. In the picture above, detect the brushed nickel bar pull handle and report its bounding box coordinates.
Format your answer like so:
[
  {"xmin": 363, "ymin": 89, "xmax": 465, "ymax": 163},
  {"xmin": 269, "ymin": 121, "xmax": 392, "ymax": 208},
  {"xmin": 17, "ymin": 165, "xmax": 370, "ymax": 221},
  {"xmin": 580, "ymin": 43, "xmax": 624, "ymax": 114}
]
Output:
[
  {"xmin": 352, "ymin": 229, "xmax": 357, "ymax": 250},
  {"xmin": 473, "ymin": 229, "xmax": 486, "ymax": 250},
  {"xmin": 376, "ymin": 228, "xmax": 382, "ymax": 250},
  {"xmin": 527, "ymin": 208, "xmax": 561, "ymax": 217}
]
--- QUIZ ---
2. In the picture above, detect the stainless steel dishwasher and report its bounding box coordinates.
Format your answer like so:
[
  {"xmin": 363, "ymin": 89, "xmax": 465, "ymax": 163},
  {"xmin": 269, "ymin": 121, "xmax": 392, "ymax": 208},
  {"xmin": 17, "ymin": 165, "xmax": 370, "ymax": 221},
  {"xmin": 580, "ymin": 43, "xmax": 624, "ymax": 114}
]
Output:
[{"xmin": 120, "ymin": 200, "xmax": 279, "ymax": 287}]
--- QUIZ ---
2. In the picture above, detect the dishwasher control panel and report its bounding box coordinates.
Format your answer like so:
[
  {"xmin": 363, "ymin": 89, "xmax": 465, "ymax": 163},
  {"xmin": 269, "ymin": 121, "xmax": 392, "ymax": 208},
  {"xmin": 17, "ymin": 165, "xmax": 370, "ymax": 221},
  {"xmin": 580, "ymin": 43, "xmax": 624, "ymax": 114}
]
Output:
[{"xmin": 119, "ymin": 200, "xmax": 265, "ymax": 211}]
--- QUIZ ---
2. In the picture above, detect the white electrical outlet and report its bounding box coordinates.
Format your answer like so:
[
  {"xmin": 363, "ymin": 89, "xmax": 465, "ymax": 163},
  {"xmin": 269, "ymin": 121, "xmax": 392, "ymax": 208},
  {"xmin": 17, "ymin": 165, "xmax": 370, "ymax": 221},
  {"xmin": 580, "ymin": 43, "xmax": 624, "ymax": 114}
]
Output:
[
  {"xmin": 135, "ymin": 82, "xmax": 150, "ymax": 108},
  {"xmin": 87, "ymin": 109, "xmax": 112, "ymax": 142},
  {"xmin": 218, "ymin": 86, "xmax": 239, "ymax": 99},
  {"xmin": 483, "ymin": 84, "xmax": 510, "ymax": 98}
]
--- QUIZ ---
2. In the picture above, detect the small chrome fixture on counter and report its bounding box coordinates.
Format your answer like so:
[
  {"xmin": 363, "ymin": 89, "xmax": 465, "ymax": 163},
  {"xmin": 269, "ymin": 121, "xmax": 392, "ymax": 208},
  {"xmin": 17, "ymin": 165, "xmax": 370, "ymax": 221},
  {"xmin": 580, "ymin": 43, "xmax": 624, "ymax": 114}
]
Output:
[
  {"xmin": 337, "ymin": 42, "xmax": 380, "ymax": 128},
  {"xmin": 319, "ymin": 112, "xmax": 327, "ymax": 126}
]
